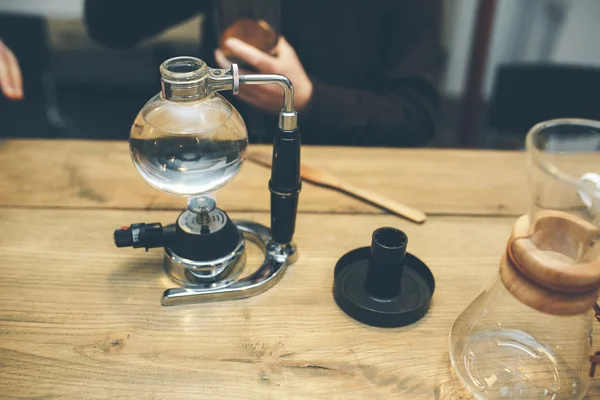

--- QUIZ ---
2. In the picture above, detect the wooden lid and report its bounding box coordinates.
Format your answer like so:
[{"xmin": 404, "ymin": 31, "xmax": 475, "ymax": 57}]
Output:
[
  {"xmin": 501, "ymin": 210, "xmax": 600, "ymax": 315},
  {"xmin": 509, "ymin": 210, "xmax": 600, "ymax": 293},
  {"xmin": 500, "ymin": 253, "xmax": 600, "ymax": 315}
]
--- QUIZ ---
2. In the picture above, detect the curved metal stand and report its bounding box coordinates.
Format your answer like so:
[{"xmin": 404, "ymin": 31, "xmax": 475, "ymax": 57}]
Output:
[{"xmin": 161, "ymin": 220, "xmax": 297, "ymax": 306}]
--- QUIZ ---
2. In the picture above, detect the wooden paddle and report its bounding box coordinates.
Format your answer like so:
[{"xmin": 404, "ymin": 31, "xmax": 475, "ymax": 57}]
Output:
[{"xmin": 247, "ymin": 151, "xmax": 427, "ymax": 223}]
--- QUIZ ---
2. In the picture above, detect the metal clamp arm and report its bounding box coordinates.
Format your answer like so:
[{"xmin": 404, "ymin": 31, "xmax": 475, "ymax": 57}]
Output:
[{"xmin": 239, "ymin": 73, "xmax": 298, "ymax": 131}]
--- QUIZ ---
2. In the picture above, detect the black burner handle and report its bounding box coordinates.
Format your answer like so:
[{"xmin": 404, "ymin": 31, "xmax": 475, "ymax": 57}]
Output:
[{"xmin": 114, "ymin": 223, "xmax": 175, "ymax": 250}]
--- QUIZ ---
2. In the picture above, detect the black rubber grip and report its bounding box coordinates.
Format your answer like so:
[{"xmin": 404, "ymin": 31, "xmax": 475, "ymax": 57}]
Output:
[{"xmin": 269, "ymin": 127, "xmax": 301, "ymax": 244}]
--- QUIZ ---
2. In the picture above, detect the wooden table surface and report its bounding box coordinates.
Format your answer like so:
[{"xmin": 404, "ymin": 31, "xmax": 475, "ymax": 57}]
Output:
[
  {"xmin": 0, "ymin": 140, "xmax": 596, "ymax": 399},
  {"xmin": 0, "ymin": 140, "xmax": 528, "ymax": 216}
]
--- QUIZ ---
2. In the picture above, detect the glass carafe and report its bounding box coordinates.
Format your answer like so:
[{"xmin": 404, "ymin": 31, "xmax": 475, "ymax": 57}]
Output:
[{"xmin": 450, "ymin": 119, "xmax": 600, "ymax": 399}]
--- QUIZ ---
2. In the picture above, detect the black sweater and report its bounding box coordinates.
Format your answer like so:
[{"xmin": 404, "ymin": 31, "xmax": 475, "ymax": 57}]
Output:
[{"xmin": 84, "ymin": 0, "xmax": 443, "ymax": 146}]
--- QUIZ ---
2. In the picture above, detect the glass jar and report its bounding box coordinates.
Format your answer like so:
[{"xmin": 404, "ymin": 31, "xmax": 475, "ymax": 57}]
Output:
[
  {"xmin": 215, "ymin": 0, "xmax": 280, "ymax": 65},
  {"xmin": 449, "ymin": 119, "xmax": 600, "ymax": 399}
]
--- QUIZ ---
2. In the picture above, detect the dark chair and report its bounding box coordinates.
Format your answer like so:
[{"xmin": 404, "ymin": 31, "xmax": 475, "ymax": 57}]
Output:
[
  {"xmin": 485, "ymin": 64, "xmax": 600, "ymax": 148},
  {"xmin": 0, "ymin": 14, "xmax": 64, "ymax": 138}
]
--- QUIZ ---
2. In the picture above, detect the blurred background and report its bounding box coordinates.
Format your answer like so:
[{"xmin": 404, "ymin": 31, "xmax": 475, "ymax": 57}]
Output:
[{"xmin": 0, "ymin": 0, "xmax": 598, "ymax": 148}]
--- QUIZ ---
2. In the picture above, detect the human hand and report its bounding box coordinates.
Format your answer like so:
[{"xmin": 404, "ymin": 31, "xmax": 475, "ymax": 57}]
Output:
[
  {"xmin": 0, "ymin": 40, "xmax": 23, "ymax": 101},
  {"xmin": 215, "ymin": 37, "xmax": 313, "ymax": 113}
]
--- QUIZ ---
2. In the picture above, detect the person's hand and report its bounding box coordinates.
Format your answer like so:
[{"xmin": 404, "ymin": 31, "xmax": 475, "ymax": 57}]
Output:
[
  {"xmin": 215, "ymin": 37, "xmax": 313, "ymax": 113},
  {"xmin": 0, "ymin": 40, "xmax": 23, "ymax": 101}
]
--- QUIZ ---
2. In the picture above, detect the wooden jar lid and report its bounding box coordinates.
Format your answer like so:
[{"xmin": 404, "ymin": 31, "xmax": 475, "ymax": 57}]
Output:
[
  {"xmin": 501, "ymin": 210, "xmax": 600, "ymax": 315},
  {"xmin": 511, "ymin": 210, "xmax": 600, "ymax": 292},
  {"xmin": 500, "ymin": 254, "xmax": 600, "ymax": 316}
]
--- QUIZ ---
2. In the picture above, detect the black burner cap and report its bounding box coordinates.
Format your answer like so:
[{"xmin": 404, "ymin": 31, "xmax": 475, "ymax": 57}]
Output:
[{"xmin": 333, "ymin": 227, "xmax": 435, "ymax": 328}]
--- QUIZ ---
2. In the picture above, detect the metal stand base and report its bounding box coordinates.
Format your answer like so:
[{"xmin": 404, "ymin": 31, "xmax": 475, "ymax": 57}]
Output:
[{"xmin": 161, "ymin": 220, "xmax": 297, "ymax": 306}]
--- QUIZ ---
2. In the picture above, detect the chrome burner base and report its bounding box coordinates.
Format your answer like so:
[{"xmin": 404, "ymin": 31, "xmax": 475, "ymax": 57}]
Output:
[
  {"xmin": 161, "ymin": 220, "xmax": 297, "ymax": 306},
  {"xmin": 163, "ymin": 235, "xmax": 246, "ymax": 286}
]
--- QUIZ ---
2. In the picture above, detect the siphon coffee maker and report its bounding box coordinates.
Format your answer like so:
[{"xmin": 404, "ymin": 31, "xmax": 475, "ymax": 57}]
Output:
[
  {"xmin": 449, "ymin": 119, "xmax": 600, "ymax": 399},
  {"xmin": 113, "ymin": 56, "xmax": 300, "ymax": 306}
]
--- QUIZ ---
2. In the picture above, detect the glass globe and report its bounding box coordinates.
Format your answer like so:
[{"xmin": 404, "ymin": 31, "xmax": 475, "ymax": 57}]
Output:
[
  {"xmin": 449, "ymin": 276, "xmax": 593, "ymax": 400},
  {"xmin": 129, "ymin": 57, "xmax": 248, "ymax": 197}
]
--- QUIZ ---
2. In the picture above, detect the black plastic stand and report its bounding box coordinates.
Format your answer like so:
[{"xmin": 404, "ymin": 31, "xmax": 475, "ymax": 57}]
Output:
[{"xmin": 333, "ymin": 227, "xmax": 435, "ymax": 328}]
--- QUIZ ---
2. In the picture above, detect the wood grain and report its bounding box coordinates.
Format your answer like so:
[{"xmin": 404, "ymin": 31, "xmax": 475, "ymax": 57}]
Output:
[
  {"xmin": 0, "ymin": 139, "xmax": 529, "ymax": 216},
  {"xmin": 0, "ymin": 208, "xmax": 566, "ymax": 399}
]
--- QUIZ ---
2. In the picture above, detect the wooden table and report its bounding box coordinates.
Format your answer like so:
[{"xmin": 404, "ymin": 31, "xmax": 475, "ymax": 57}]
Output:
[{"xmin": 0, "ymin": 140, "xmax": 596, "ymax": 399}]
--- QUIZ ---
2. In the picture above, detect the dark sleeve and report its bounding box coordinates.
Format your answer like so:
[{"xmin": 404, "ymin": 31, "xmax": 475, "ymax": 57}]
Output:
[
  {"xmin": 84, "ymin": 0, "xmax": 208, "ymax": 49},
  {"xmin": 300, "ymin": 0, "xmax": 443, "ymax": 147}
]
